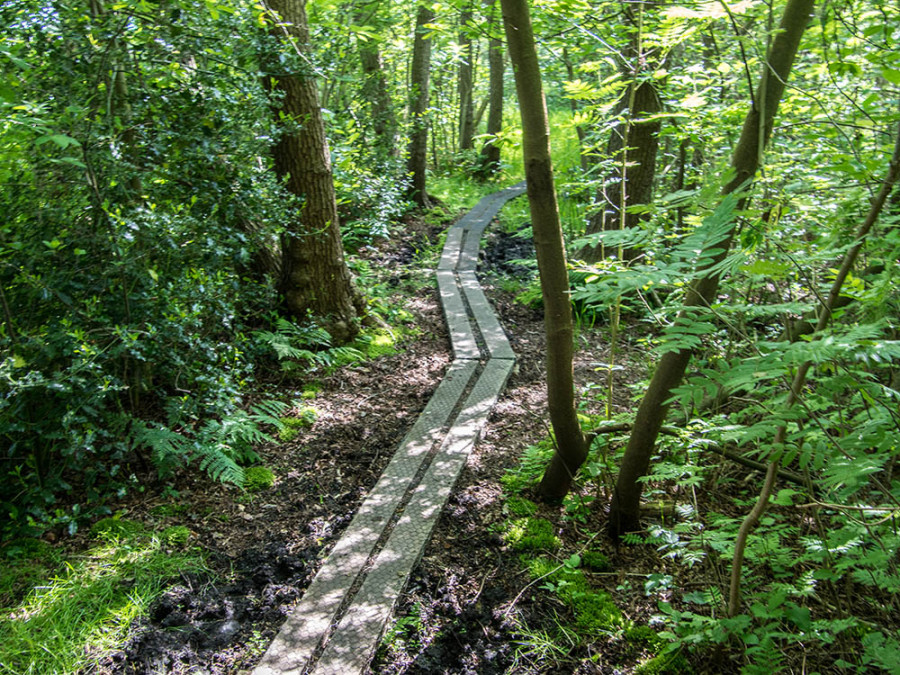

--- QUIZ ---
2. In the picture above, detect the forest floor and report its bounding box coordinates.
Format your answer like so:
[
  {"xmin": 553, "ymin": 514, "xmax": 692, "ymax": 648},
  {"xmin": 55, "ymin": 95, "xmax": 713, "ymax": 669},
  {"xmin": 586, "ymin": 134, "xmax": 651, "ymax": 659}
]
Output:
[{"xmin": 83, "ymin": 211, "xmax": 675, "ymax": 674}]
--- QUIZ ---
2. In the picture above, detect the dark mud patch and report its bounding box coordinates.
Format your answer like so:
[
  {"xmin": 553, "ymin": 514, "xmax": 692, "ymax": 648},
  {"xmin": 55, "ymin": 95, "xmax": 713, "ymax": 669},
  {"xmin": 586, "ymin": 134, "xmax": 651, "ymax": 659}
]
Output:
[
  {"xmin": 481, "ymin": 227, "xmax": 537, "ymax": 281},
  {"xmin": 97, "ymin": 542, "xmax": 319, "ymax": 673}
]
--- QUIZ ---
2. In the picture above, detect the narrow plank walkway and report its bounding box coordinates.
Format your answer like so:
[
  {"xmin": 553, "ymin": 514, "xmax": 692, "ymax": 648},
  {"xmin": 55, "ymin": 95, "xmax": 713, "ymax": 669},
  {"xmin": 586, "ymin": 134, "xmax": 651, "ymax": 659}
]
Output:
[{"xmin": 253, "ymin": 182, "xmax": 527, "ymax": 675}]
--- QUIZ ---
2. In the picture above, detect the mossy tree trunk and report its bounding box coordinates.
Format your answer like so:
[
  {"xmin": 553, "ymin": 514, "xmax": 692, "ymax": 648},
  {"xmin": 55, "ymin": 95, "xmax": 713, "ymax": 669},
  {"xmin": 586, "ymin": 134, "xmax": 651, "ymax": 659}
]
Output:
[
  {"xmin": 607, "ymin": 0, "xmax": 816, "ymax": 538},
  {"xmin": 502, "ymin": 0, "xmax": 587, "ymax": 500}
]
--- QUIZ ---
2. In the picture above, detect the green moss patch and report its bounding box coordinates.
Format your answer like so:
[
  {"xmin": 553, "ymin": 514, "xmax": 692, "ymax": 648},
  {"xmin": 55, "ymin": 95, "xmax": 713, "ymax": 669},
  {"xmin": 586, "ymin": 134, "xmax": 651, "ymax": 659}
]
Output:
[
  {"xmin": 506, "ymin": 495, "xmax": 538, "ymax": 517},
  {"xmin": 634, "ymin": 649, "xmax": 691, "ymax": 674},
  {"xmin": 523, "ymin": 554, "xmax": 623, "ymax": 634},
  {"xmin": 244, "ymin": 466, "xmax": 275, "ymax": 492},
  {"xmin": 582, "ymin": 550, "xmax": 610, "ymax": 572},
  {"xmin": 503, "ymin": 518, "xmax": 561, "ymax": 552},
  {"xmin": 279, "ymin": 407, "xmax": 318, "ymax": 441},
  {"xmin": 359, "ymin": 330, "xmax": 398, "ymax": 359},
  {"xmin": 569, "ymin": 589, "xmax": 623, "ymax": 633}
]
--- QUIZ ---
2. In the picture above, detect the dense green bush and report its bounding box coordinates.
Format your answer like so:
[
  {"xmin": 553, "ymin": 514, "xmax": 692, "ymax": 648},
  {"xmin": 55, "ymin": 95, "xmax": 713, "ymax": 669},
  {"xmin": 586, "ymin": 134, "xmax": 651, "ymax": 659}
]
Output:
[{"xmin": 0, "ymin": 0, "xmax": 290, "ymax": 538}]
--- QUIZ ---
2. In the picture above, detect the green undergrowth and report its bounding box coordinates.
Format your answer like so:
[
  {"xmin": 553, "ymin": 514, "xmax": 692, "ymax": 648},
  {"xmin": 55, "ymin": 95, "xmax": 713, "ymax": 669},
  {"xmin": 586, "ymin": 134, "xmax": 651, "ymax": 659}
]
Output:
[
  {"xmin": 428, "ymin": 173, "xmax": 497, "ymax": 213},
  {"xmin": 501, "ymin": 432, "xmax": 684, "ymax": 672},
  {"xmin": 244, "ymin": 466, "xmax": 275, "ymax": 492},
  {"xmin": 503, "ymin": 517, "xmax": 561, "ymax": 552},
  {"xmin": 0, "ymin": 526, "xmax": 207, "ymax": 674},
  {"xmin": 279, "ymin": 407, "xmax": 318, "ymax": 442}
]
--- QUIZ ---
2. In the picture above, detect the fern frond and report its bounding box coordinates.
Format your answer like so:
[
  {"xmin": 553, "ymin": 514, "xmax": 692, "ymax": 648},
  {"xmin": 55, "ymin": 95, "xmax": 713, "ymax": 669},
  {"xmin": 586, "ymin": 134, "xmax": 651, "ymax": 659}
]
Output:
[
  {"xmin": 132, "ymin": 422, "xmax": 190, "ymax": 477},
  {"xmin": 196, "ymin": 441, "xmax": 245, "ymax": 485}
]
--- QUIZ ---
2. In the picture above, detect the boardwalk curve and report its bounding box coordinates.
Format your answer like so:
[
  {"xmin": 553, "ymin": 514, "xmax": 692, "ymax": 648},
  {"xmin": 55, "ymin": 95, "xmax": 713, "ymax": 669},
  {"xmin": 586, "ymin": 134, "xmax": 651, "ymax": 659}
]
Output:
[{"xmin": 253, "ymin": 182, "xmax": 527, "ymax": 675}]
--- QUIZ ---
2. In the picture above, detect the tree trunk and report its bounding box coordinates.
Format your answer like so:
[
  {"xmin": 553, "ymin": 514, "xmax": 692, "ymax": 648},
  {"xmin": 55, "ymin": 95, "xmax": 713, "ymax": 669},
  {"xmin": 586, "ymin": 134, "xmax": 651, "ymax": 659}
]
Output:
[
  {"xmin": 608, "ymin": 0, "xmax": 816, "ymax": 538},
  {"xmin": 457, "ymin": 7, "xmax": 476, "ymax": 152},
  {"xmin": 355, "ymin": 1, "xmax": 397, "ymax": 157},
  {"xmin": 406, "ymin": 3, "xmax": 435, "ymax": 208},
  {"xmin": 580, "ymin": 6, "xmax": 661, "ymax": 263},
  {"xmin": 502, "ymin": 0, "xmax": 587, "ymax": 501},
  {"xmin": 477, "ymin": 1, "xmax": 504, "ymax": 180},
  {"xmin": 266, "ymin": 0, "xmax": 361, "ymax": 344},
  {"xmin": 580, "ymin": 80, "xmax": 661, "ymax": 262}
]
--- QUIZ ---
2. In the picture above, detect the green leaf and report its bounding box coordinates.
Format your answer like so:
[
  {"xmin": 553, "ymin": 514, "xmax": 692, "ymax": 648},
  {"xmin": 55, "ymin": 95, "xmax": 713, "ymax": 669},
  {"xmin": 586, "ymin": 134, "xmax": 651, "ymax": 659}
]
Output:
[
  {"xmin": 35, "ymin": 134, "xmax": 80, "ymax": 149},
  {"xmin": 683, "ymin": 590, "xmax": 709, "ymax": 605},
  {"xmin": 882, "ymin": 68, "xmax": 900, "ymax": 85},
  {"xmin": 785, "ymin": 604, "xmax": 811, "ymax": 631},
  {"xmin": 772, "ymin": 489, "xmax": 800, "ymax": 506}
]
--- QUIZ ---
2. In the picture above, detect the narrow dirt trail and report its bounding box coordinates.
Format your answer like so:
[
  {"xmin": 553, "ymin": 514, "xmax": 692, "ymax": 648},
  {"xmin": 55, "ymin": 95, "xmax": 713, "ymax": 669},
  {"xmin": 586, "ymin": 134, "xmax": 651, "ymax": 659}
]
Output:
[{"xmin": 253, "ymin": 183, "xmax": 527, "ymax": 675}]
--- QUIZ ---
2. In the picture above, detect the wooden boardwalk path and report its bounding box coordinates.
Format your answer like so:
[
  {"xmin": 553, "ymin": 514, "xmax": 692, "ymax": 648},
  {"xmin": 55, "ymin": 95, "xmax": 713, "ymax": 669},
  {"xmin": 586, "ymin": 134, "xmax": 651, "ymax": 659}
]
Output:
[{"xmin": 253, "ymin": 182, "xmax": 527, "ymax": 675}]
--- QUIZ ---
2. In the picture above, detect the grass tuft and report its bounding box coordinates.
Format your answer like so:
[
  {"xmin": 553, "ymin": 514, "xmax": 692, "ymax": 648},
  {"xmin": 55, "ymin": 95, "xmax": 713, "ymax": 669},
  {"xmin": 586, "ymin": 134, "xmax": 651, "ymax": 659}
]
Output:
[
  {"xmin": 0, "ymin": 534, "xmax": 207, "ymax": 674},
  {"xmin": 90, "ymin": 516, "xmax": 145, "ymax": 540}
]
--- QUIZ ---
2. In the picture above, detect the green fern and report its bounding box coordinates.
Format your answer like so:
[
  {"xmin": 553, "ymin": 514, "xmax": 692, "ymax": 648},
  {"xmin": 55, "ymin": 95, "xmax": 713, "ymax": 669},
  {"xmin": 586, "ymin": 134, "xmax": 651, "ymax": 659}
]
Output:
[{"xmin": 132, "ymin": 399, "xmax": 287, "ymax": 487}]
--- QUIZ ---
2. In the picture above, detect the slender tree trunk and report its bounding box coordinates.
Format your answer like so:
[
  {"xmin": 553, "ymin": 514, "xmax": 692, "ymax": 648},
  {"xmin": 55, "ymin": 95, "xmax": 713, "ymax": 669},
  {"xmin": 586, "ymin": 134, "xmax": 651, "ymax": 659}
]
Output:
[
  {"xmin": 457, "ymin": 7, "xmax": 476, "ymax": 152},
  {"xmin": 266, "ymin": 0, "xmax": 361, "ymax": 344},
  {"xmin": 477, "ymin": 0, "xmax": 504, "ymax": 179},
  {"xmin": 580, "ymin": 80, "xmax": 661, "ymax": 262},
  {"xmin": 502, "ymin": 0, "xmax": 587, "ymax": 500},
  {"xmin": 608, "ymin": 0, "xmax": 816, "ymax": 538},
  {"xmin": 406, "ymin": 3, "xmax": 434, "ymax": 208},
  {"xmin": 355, "ymin": 0, "xmax": 396, "ymax": 157}
]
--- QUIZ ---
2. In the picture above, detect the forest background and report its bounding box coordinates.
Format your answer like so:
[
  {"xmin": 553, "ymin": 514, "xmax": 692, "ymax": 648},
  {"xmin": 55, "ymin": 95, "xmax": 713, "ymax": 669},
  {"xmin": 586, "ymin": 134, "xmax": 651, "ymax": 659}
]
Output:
[{"xmin": 1, "ymin": 0, "xmax": 899, "ymax": 672}]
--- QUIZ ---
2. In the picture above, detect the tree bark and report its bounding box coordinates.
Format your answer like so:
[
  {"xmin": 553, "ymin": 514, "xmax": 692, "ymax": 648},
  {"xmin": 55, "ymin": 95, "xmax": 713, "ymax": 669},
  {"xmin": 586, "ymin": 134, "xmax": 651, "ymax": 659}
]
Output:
[
  {"xmin": 608, "ymin": 0, "xmax": 816, "ymax": 538},
  {"xmin": 355, "ymin": 1, "xmax": 397, "ymax": 157},
  {"xmin": 457, "ymin": 6, "xmax": 476, "ymax": 152},
  {"xmin": 580, "ymin": 6, "xmax": 661, "ymax": 263},
  {"xmin": 502, "ymin": 0, "xmax": 587, "ymax": 500},
  {"xmin": 478, "ymin": 0, "xmax": 504, "ymax": 180},
  {"xmin": 406, "ymin": 3, "xmax": 435, "ymax": 208},
  {"xmin": 266, "ymin": 0, "xmax": 360, "ymax": 344},
  {"xmin": 477, "ymin": 1, "xmax": 504, "ymax": 179},
  {"xmin": 580, "ymin": 80, "xmax": 661, "ymax": 262}
]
